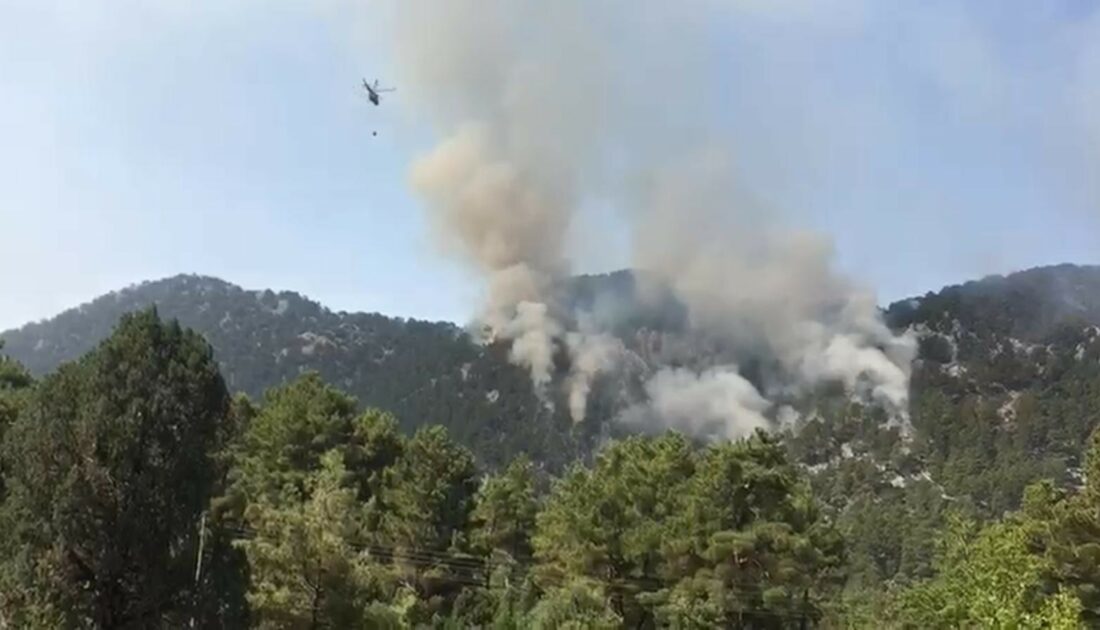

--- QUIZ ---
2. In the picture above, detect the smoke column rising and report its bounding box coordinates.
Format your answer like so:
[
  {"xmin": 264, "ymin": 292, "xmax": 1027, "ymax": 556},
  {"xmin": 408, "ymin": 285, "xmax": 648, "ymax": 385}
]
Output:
[{"xmin": 393, "ymin": 0, "xmax": 916, "ymax": 438}]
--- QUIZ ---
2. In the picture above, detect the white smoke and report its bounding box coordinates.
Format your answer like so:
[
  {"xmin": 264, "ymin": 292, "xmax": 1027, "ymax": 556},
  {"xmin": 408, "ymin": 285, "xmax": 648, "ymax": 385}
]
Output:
[
  {"xmin": 502, "ymin": 300, "xmax": 561, "ymax": 390},
  {"xmin": 634, "ymin": 149, "xmax": 917, "ymax": 429},
  {"xmin": 565, "ymin": 327, "xmax": 624, "ymax": 422},
  {"xmin": 623, "ymin": 367, "xmax": 771, "ymax": 441},
  {"xmin": 392, "ymin": 0, "xmax": 918, "ymax": 438}
]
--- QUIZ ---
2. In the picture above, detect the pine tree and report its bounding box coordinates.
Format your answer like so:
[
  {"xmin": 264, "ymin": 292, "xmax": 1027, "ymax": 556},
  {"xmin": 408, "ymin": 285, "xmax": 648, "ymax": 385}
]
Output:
[
  {"xmin": 0, "ymin": 308, "xmax": 232, "ymax": 626},
  {"xmin": 471, "ymin": 455, "xmax": 538, "ymax": 559},
  {"xmin": 895, "ymin": 513, "xmax": 1082, "ymax": 629},
  {"xmin": 235, "ymin": 451, "xmax": 396, "ymax": 629},
  {"xmin": 375, "ymin": 425, "xmax": 480, "ymax": 611}
]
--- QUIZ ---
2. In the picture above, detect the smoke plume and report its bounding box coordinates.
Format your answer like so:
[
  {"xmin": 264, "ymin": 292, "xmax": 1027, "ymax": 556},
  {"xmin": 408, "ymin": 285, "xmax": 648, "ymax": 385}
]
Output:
[
  {"xmin": 393, "ymin": 0, "xmax": 917, "ymax": 439},
  {"xmin": 626, "ymin": 367, "xmax": 772, "ymax": 441},
  {"xmin": 565, "ymin": 326, "xmax": 625, "ymax": 423}
]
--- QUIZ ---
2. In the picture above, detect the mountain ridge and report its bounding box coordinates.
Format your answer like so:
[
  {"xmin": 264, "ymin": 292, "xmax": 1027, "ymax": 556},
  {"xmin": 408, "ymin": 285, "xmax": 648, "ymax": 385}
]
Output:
[
  {"xmin": 8, "ymin": 263, "xmax": 1100, "ymax": 590},
  {"xmin": 6, "ymin": 263, "xmax": 1100, "ymax": 476},
  {"xmin": 1, "ymin": 273, "xmax": 588, "ymax": 469}
]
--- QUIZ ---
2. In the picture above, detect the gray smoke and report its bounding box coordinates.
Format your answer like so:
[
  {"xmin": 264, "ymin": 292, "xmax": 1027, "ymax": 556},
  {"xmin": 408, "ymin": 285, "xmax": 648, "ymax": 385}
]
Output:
[
  {"xmin": 565, "ymin": 325, "xmax": 625, "ymax": 422},
  {"xmin": 624, "ymin": 366, "xmax": 771, "ymax": 441},
  {"xmin": 393, "ymin": 0, "xmax": 917, "ymax": 439},
  {"xmin": 398, "ymin": 0, "xmax": 613, "ymax": 405},
  {"xmin": 632, "ymin": 148, "xmax": 916, "ymax": 424}
]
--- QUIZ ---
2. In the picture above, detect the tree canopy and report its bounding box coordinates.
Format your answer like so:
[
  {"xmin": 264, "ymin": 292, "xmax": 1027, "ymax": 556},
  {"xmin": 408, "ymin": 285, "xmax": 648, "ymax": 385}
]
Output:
[
  {"xmin": 3, "ymin": 296, "xmax": 1100, "ymax": 627},
  {"xmin": 0, "ymin": 309, "xmax": 233, "ymax": 627}
]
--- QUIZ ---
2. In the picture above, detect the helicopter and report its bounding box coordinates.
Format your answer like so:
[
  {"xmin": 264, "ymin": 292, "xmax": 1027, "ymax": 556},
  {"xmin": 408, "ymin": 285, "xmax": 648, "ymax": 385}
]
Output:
[{"xmin": 362, "ymin": 78, "xmax": 395, "ymax": 106}]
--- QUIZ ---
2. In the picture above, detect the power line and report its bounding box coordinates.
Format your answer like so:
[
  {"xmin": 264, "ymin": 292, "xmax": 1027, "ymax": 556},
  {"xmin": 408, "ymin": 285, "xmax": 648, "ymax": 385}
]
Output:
[
  {"xmin": 215, "ymin": 523, "xmax": 822, "ymax": 594},
  {"xmin": 209, "ymin": 522, "xmax": 828, "ymax": 623}
]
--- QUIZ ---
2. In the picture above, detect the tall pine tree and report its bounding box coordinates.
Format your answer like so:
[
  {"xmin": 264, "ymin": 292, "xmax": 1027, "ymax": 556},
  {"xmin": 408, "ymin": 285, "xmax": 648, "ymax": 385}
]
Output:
[{"xmin": 0, "ymin": 308, "xmax": 233, "ymax": 627}]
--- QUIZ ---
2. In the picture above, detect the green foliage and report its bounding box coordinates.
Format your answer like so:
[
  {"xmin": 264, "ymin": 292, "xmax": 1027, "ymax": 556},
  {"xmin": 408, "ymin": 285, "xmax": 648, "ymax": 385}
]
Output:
[
  {"xmin": 226, "ymin": 372, "xmax": 404, "ymax": 508},
  {"xmin": 893, "ymin": 513, "xmax": 1082, "ymax": 628},
  {"xmin": 377, "ymin": 425, "xmax": 479, "ymax": 551},
  {"xmin": 534, "ymin": 431, "xmax": 842, "ymax": 627},
  {"xmin": 0, "ymin": 308, "xmax": 233, "ymax": 626},
  {"xmin": 0, "ymin": 274, "xmax": 589, "ymax": 470},
  {"xmin": 1024, "ymin": 430, "xmax": 1100, "ymax": 624},
  {"xmin": 0, "ymin": 342, "xmax": 32, "ymax": 500},
  {"xmin": 0, "ymin": 341, "xmax": 32, "ymax": 396},
  {"xmin": 534, "ymin": 432, "xmax": 696, "ymax": 624},
  {"xmin": 442, "ymin": 559, "xmax": 540, "ymax": 629},
  {"xmin": 787, "ymin": 265, "xmax": 1100, "ymax": 601},
  {"xmin": 221, "ymin": 371, "xmax": 491, "ymax": 626},
  {"xmin": 651, "ymin": 433, "xmax": 844, "ymax": 628},
  {"xmin": 235, "ymin": 451, "xmax": 395, "ymax": 629},
  {"xmin": 374, "ymin": 425, "xmax": 481, "ymax": 620},
  {"xmin": 524, "ymin": 579, "xmax": 622, "ymax": 630},
  {"xmin": 471, "ymin": 455, "xmax": 538, "ymax": 558},
  {"xmin": 8, "ymin": 262, "xmax": 1100, "ymax": 629}
]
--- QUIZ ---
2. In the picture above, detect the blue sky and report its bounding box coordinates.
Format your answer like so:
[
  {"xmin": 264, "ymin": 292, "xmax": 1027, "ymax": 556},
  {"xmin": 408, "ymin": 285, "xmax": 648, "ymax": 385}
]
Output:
[{"xmin": 2, "ymin": 0, "xmax": 1098, "ymax": 331}]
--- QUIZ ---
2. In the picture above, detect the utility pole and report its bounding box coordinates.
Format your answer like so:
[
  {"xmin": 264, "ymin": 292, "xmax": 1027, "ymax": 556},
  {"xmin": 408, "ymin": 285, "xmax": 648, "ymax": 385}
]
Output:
[
  {"xmin": 194, "ymin": 511, "xmax": 207, "ymax": 583},
  {"xmin": 190, "ymin": 512, "xmax": 208, "ymax": 629}
]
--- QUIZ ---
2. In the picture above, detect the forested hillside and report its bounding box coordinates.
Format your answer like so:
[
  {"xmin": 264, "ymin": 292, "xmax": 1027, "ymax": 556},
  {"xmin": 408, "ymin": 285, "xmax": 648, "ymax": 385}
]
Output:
[
  {"xmin": 0, "ymin": 275, "xmax": 588, "ymax": 470},
  {"xmin": 779, "ymin": 264, "xmax": 1100, "ymax": 607},
  {"xmin": 0, "ymin": 270, "xmax": 721, "ymax": 471},
  {"xmin": 7, "ymin": 265, "xmax": 1100, "ymax": 617},
  {"xmin": 5, "ymin": 265, "xmax": 1100, "ymax": 478},
  {"xmin": 1, "ymin": 306, "xmax": 1095, "ymax": 627}
]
